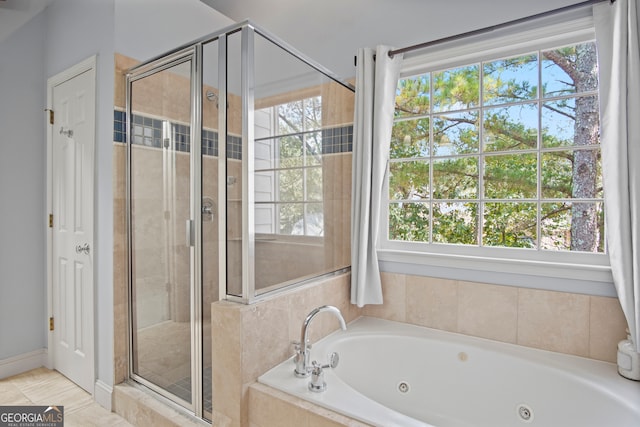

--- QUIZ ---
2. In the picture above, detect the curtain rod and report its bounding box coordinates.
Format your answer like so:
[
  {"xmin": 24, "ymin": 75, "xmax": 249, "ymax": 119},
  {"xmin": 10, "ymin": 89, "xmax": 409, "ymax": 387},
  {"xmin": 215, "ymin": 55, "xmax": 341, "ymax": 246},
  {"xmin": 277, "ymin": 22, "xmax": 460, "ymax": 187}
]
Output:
[{"xmin": 387, "ymin": 0, "xmax": 615, "ymax": 58}]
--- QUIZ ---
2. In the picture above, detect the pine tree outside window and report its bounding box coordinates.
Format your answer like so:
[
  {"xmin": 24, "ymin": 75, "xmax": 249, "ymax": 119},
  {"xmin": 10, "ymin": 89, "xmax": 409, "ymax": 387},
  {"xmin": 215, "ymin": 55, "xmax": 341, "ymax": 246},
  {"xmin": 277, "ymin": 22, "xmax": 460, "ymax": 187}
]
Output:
[{"xmin": 389, "ymin": 42, "xmax": 602, "ymax": 252}]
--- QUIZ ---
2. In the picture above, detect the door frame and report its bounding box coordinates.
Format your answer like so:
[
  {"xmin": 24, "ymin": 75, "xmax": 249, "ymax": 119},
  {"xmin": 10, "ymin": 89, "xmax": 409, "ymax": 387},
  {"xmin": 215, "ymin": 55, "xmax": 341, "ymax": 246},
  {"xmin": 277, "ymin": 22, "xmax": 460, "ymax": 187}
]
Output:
[
  {"xmin": 45, "ymin": 55, "xmax": 97, "ymax": 393},
  {"xmin": 125, "ymin": 47, "xmax": 206, "ymax": 416}
]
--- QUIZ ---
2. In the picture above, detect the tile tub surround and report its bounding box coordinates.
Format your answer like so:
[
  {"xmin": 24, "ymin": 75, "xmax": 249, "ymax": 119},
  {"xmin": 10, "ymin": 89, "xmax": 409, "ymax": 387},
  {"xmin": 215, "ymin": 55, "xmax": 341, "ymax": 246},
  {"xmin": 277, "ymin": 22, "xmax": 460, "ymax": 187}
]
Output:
[
  {"xmin": 249, "ymin": 382, "xmax": 369, "ymax": 427},
  {"xmin": 113, "ymin": 382, "xmax": 230, "ymax": 427},
  {"xmin": 364, "ymin": 273, "xmax": 628, "ymax": 363},
  {"xmin": 211, "ymin": 272, "xmax": 361, "ymax": 427}
]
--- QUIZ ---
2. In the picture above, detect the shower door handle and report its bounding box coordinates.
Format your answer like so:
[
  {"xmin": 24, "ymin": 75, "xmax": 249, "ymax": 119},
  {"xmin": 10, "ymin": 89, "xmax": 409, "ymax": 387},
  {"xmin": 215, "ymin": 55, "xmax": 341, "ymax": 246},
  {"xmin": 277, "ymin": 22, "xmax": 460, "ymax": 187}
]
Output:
[{"xmin": 186, "ymin": 219, "xmax": 195, "ymax": 247}]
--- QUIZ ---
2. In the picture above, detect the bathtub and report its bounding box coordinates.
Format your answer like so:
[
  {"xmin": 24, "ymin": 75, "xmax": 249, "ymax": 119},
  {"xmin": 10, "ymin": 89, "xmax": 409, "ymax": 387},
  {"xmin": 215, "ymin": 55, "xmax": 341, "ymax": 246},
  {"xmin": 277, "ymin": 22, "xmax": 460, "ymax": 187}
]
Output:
[{"xmin": 258, "ymin": 317, "xmax": 640, "ymax": 427}]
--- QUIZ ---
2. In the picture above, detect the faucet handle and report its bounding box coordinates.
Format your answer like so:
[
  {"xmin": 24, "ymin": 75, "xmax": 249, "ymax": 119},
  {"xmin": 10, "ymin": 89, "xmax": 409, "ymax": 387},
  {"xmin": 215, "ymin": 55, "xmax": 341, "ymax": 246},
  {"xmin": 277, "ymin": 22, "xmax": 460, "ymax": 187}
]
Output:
[
  {"xmin": 308, "ymin": 352, "xmax": 339, "ymax": 393},
  {"xmin": 310, "ymin": 352, "xmax": 339, "ymax": 370},
  {"xmin": 324, "ymin": 351, "xmax": 340, "ymax": 369}
]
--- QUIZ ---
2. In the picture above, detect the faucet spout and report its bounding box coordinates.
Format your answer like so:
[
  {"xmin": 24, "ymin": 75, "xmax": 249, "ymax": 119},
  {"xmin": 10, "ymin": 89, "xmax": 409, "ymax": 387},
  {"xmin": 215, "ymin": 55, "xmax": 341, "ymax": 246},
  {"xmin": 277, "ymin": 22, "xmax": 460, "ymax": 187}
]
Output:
[{"xmin": 294, "ymin": 305, "xmax": 347, "ymax": 377}]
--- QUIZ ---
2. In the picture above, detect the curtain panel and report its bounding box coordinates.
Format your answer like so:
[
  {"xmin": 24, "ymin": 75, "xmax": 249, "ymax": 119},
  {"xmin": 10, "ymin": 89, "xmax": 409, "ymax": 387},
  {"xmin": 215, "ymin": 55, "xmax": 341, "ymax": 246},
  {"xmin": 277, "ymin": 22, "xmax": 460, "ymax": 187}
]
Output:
[
  {"xmin": 351, "ymin": 46, "xmax": 403, "ymax": 307},
  {"xmin": 594, "ymin": 0, "xmax": 640, "ymax": 380}
]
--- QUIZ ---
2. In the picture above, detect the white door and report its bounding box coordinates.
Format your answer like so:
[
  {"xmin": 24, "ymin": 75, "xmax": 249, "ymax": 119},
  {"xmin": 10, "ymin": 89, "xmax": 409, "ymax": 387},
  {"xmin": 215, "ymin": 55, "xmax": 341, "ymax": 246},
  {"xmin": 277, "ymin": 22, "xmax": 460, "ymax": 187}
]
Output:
[{"xmin": 51, "ymin": 65, "xmax": 95, "ymax": 393}]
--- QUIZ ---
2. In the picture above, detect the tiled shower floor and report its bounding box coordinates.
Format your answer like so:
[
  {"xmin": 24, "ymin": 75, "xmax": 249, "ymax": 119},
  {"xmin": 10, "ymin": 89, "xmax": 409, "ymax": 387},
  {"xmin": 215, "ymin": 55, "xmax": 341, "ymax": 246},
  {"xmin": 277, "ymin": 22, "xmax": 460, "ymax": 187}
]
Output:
[
  {"xmin": 135, "ymin": 320, "xmax": 213, "ymax": 413},
  {"xmin": 166, "ymin": 366, "xmax": 213, "ymax": 413}
]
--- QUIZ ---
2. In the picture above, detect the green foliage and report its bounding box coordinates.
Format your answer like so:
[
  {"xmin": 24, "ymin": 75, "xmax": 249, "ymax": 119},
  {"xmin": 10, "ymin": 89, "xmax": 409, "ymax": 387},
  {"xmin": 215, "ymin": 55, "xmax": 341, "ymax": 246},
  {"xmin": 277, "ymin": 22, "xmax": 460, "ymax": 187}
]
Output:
[
  {"xmin": 389, "ymin": 202, "xmax": 429, "ymax": 242},
  {"xmin": 389, "ymin": 43, "xmax": 603, "ymax": 252},
  {"xmin": 483, "ymin": 202, "xmax": 537, "ymax": 248},
  {"xmin": 433, "ymin": 203, "xmax": 478, "ymax": 244}
]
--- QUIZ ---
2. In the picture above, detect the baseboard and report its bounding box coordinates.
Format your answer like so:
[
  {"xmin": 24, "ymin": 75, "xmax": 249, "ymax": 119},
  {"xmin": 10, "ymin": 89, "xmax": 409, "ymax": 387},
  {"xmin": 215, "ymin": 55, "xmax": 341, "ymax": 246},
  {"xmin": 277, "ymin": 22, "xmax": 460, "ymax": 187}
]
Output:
[
  {"xmin": 95, "ymin": 379, "xmax": 113, "ymax": 411},
  {"xmin": 0, "ymin": 349, "xmax": 47, "ymax": 380}
]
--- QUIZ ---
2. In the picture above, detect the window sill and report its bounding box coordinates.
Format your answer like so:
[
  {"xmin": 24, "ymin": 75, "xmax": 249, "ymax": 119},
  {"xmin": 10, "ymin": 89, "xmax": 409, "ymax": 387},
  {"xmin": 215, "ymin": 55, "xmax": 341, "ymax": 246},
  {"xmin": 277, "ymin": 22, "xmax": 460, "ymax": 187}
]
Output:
[
  {"xmin": 377, "ymin": 248, "xmax": 616, "ymax": 297},
  {"xmin": 255, "ymin": 233, "xmax": 323, "ymax": 245}
]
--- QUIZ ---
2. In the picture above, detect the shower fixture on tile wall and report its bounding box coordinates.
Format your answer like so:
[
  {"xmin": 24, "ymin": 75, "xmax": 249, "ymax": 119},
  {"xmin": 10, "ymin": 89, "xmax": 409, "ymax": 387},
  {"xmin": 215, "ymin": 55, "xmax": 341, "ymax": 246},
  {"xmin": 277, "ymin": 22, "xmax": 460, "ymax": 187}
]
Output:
[
  {"xmin": 205, "ymin": 90, "xmax": 218, "ymax": 107},
  {"xmin": 125, "ymin": 21, "xmax": 354, "ymax": 422}
]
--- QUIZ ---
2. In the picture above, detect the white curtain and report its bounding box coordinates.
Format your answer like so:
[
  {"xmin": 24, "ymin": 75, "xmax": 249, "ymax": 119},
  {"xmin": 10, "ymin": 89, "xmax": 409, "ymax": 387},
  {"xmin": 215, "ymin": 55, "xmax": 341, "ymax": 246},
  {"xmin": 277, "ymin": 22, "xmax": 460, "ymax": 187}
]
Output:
[
  {"xmin": 594, "ymin": 0, "xmax": 640, "ymax": 379},
  {"xmin": 351, "ymin": 46, "xmax": 403, "ymax": 307}
]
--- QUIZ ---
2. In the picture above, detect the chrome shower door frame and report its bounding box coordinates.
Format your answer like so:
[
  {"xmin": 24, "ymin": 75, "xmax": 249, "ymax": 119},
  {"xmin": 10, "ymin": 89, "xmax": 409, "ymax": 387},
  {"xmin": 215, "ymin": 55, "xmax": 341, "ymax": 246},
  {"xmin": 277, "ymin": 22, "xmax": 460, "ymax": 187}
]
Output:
[
  {"xmin": 126, "ymin": 45, "xmax": 206, "ymax": 417},
  {"xmin": 124, "ymin": 20, "xmax": 355, "ymax": 419}
]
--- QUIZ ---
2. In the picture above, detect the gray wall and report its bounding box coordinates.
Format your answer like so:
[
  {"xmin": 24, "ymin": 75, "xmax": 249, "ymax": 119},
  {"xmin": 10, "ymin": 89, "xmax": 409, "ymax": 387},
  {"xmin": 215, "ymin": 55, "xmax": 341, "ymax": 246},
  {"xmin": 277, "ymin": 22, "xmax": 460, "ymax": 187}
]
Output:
[
  {"xmin": 44, "ymin": 0, "xmax": 116, "ymax": 387},
  {"xmin": 0, "ymin": 0, "xmax": 233, "ymax": 387},
  {"xmin": 202, "ymin": 0, "xmax": 591, "ymax": 78},
  {"xmin": 115, "ymin": 0, "xmax": 233, "ymax": 62},
  {"xmin": 0, "ymin": 12, "xmax": 47, "ymax": 361}
]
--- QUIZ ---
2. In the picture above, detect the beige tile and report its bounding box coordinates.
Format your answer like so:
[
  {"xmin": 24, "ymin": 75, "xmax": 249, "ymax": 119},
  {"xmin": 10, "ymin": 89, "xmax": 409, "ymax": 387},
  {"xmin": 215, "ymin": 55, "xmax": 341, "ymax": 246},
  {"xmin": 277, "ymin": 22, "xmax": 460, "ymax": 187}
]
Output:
[
  {"xmin": 0, "ymin": 381, "xmax": 30, "ymax": 405},
  {"xmin": 589, "ymin": 296, "xmax": 628, "ymax": 362},
  {"xmin": 3, "ymin": 369, "xmax": 132, "ymax": 426},
  {"xmin": 241, "ymin": 300, "xmax": 290, "ymax": 383},
  {"xmin": 114, "ymin": 55, "xmax": 138, "ymax": 109},
  {"xmin": 114, "ymin": 388, "xmax": 176, "ymax": 427},
  {"xmin": 114, "ymin": 382, "xmax": 219, "ymax": 427},
  {"xmin": 306, "ymin": 413, "xmax": 346, "ymax": 427},
  {"xmin": 6, "ymin": 366, "xmax": 55, "ymax": 389},
  {"xmin": 458, "ymin": 281, "xmax": 518, "ymax": 343},
  {"xmin": 517, "ymin": 288, "xmax": 590, "ymax": 356},
  {"xmin": 19, "ymin": 374, "xmax": 93, "ymax": 414},
  {"xmin": 316, "ymin": 275, "xmax": 356, "ymax": 336},
  {"xmin": 249, "ymin": 385, "xmax": 307, "ymax": 427},
  {"xmin": 286, "ymin": 274, "xmax": 352, "ymax": 343},
  {"xmin": 248, "ymin": 383, "xmax": 369, "ymax": 427},
  {"xmin": 362, "ymin": 272, "xmax": 406, "ymax": 322},
  {"xmin": 64, "ymin": 402, "xmax": 134, "ymax": 427},
  {"xmin": 307, "ymin": 405, "xmax": 370, "ymax": 427},
  {"xmin": 406, "ymin": 275, "xmax": 458, "ymax": 332},
  {"xmin": 286, "ymin": 282, "xmax": 329, "ymax": 344},
  {"xmin": 335, "ymin": 274, "xmax": 362, "ymax": 324},
  {"xmin": 211, "ymin": 302, "xmax": 242, "ymax": 425}
]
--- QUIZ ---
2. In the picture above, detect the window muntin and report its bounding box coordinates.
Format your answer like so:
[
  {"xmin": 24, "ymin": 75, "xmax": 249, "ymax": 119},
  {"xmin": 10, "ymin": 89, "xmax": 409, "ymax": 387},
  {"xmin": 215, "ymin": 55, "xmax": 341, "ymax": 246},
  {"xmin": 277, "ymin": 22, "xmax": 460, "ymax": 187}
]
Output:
[
  {"xmin": 387, "ymin": 42, "xmax": 604, "ymax": 254},
  {"xmin": 255, "ymin": 96, "xmax": 324, "ymax": 236}
]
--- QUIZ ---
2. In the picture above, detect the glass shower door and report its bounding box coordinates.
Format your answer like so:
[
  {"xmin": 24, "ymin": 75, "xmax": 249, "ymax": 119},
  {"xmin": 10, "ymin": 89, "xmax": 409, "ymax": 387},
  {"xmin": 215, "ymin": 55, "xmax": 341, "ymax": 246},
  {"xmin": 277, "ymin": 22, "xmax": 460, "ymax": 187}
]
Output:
[{"xmin": 129, "ymin": 58, "xmax": 194, "ymax": 406}]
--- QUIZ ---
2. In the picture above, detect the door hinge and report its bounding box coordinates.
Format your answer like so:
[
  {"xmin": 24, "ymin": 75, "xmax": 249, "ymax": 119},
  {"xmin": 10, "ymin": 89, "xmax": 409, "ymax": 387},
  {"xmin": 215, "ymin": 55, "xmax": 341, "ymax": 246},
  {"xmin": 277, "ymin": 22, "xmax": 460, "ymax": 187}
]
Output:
[
  {"xmin": 49, "ymin": 317, "xmax": 54, "ymax": 331},
  {"xmin": 45, "ymin": 109, "xmax": 54, "ymax": 125},
  {"xmin": 49, "ymin": 214, "xmax": 53, "ymax": 228}
]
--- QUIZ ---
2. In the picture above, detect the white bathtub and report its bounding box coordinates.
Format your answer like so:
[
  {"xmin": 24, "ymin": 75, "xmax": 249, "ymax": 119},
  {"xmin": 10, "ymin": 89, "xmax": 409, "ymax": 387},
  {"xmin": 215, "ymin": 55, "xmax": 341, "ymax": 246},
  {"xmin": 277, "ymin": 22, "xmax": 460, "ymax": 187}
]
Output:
[{"xmin": 259, "ymin": 317, "xmax": 640, "ymax": 427}]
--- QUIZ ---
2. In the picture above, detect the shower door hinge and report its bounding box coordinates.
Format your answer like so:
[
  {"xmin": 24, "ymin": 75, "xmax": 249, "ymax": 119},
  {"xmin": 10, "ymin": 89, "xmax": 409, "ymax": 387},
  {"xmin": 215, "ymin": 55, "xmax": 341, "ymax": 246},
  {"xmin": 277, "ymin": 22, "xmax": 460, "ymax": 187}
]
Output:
[
  {"xmin": 48, "ymin": 214, "xmax": 53, "ymax": 228},
  {"xmin": 49, "ymin": 317, "xmax": 54, "ymax": 331}
]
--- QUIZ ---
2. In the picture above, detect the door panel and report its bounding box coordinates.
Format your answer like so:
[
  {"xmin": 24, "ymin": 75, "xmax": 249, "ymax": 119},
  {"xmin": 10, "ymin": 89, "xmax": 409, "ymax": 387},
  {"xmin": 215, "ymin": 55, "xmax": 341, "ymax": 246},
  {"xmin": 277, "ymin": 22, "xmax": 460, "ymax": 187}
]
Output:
[
  {"xmin": 129, "ymin": 59, "xmax": 193, "ymax": 405},
  {"xmin": 52, "ymin": 67, "xmax": 95, "ymax": 393}
]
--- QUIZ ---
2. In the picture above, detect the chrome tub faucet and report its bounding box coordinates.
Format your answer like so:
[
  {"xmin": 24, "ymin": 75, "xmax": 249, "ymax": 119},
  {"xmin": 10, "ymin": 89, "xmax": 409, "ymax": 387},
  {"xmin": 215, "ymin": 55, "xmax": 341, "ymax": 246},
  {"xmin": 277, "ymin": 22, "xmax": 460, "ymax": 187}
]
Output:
[{"xmin": 293, "ymin": 305, "xmax": 347, "ymax": 378}]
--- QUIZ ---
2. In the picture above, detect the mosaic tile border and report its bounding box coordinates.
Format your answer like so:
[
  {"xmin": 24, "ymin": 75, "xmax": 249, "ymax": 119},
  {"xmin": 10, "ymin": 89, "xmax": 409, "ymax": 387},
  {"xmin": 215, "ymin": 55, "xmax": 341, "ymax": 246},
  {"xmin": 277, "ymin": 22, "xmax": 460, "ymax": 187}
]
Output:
[
  {"xmin": 321, "ymin": 125, "xmax": 353, "ymax": 154},
  {"xmin": 114, "ymin": 110, "xmax": 352, "ymax": 159}
]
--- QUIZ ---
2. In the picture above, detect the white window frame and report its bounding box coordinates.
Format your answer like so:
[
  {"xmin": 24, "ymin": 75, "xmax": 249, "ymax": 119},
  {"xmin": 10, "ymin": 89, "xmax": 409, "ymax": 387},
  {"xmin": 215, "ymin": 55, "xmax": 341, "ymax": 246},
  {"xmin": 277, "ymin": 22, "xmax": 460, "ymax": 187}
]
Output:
[{"xmin": 378, "ymin": 10, "xmax": 615, "ymax": 296}]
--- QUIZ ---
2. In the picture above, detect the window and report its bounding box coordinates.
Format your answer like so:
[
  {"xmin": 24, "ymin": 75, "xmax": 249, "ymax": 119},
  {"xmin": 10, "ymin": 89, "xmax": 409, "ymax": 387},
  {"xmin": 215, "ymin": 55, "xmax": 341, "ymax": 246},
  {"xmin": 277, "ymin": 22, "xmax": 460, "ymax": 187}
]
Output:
[
  {"xmin": 382, "ymin": 20, "xmax": 611, "ymax": 288},
  {"xmin": 255, "ymin": 96, "xmax": 324, "ymax": 236}
]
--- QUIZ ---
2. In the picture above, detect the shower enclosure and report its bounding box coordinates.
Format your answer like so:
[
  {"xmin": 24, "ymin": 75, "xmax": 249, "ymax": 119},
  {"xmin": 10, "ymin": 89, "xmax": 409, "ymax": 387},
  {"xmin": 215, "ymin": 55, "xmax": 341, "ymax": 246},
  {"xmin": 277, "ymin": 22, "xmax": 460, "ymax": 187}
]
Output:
[{"xmin": 125, "ymin": 21, "xmax": 354, "ymax": 420}]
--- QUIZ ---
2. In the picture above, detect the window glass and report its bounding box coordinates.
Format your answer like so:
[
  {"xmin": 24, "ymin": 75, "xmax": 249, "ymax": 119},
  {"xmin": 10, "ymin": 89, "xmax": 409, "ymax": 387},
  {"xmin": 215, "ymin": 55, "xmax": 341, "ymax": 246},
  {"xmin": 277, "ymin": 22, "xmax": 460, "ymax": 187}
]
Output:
[
  {"xmin": 433, "ymin": 65, "xmax": 480, "ymax": 112},
  {"xmin": 256, "ymin": 96, "xmax": 324, "ymax": 236},
  {"xmin": 388, "ymin": 40, "xmax": 604, "ymax": 253}
]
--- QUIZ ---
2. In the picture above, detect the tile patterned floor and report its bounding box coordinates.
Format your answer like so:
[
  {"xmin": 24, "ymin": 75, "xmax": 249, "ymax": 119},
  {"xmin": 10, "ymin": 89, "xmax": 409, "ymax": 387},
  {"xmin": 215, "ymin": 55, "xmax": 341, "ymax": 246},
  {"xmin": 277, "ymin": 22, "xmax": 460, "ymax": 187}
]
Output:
[
  {"xmin": 166, "ymin": 366, "xmax": 213, "ymax": 412},
  {"xmin": 0, "ymin": 367, "xmax": 133, "ymax": 427}
]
